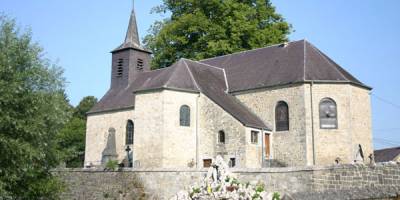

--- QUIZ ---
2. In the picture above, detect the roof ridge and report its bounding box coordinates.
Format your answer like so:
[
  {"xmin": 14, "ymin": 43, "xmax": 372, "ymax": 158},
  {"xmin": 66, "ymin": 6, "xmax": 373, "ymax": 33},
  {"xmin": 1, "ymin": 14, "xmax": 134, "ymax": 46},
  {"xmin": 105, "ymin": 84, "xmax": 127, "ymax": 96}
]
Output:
[
  {"xmin": 306, "ymin": 42, "xmax": 348, "ymax": 81},
  {"xmin": 222, "ymin": 68, "xmax": 229, "ymax": 92},
  {"xmin": 189, "ymin": 59, "xmax": 224, "ymax": 70},
  {"xmin": 182, "ymin": 59, "xmax": 201, "ymax": 91},
  {"xmin": 187, "ymin": 59, "xmax": 230, "ymax": 92},
  {"xmin": 163, "ymin": 60, "xmax": 181, "ymax": 88},
  {"xmin": 375, "ymin": 146, "xmax": 400, "ymax": 151},
  {"xmin": 200, "ymin": 40, "xmax": 304, "ymax": 62}
]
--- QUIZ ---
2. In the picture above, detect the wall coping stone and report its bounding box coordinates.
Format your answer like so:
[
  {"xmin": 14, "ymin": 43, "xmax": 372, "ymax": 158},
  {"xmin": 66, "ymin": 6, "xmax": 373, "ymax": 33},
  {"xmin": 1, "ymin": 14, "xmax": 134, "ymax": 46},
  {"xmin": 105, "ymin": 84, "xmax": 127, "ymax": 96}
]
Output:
[{"xmin": 53, "ymin": 162, "xmax": 400, "ymax": 173}]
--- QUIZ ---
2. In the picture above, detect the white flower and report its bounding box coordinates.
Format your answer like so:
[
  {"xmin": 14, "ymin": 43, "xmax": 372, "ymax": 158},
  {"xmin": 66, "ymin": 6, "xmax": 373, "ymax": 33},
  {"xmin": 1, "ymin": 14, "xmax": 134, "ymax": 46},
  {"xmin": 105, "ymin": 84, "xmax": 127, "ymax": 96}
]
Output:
[{"xmin": 170, "ymin": 156, "xmax": 280, "ymax": 200}]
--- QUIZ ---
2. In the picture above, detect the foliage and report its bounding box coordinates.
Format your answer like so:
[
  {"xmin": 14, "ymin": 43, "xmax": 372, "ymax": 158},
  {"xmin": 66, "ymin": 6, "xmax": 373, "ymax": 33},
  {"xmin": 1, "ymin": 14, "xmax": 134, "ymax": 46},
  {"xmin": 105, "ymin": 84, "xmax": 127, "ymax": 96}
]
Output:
[
  {"xmin": 182, "ymin": 175, "xmax": 276, "ymax": 199},
  {"xmin": 105, "ymin": 160, "xmax": 119, "ymax": 171},
  {"xmin": 57, "ymin": 117, "xmax": 85, "ymax": 168},
  {"xmin": 0, "ymin": 15, "xmax": 70, "ymax": 199},
  {"xmin": 171, "ymin": 156, "xmax": 280, "ymax": 200},
  {"xmin": 73, "ymin": 96, "xmax": 97, "ymax": 120},
  {"xmin": 144, "ymin": 0, "xmax": 292, "ymax": 68},
  {"xmin": 57, "ymin": 96, "xmax": 97, "ymax": 168},
  {"xmin": 273, "ymin": 192, "xmax": 281, "ymax": 200}
]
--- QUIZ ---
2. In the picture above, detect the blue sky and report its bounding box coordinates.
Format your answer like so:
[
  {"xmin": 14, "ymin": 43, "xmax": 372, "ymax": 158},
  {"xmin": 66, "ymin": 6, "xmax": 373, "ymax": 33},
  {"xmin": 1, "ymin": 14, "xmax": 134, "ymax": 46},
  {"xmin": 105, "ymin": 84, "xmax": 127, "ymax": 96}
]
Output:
[{"xmin": 1, "ymin": 0, "xmax": 400, "ymax": 149}]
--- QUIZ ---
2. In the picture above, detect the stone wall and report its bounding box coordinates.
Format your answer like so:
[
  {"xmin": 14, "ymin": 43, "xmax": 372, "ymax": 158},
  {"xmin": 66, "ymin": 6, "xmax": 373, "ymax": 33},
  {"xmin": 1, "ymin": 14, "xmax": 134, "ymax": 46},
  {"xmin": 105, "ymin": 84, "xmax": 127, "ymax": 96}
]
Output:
[
  {"xmin": 85, "ymin": 83, "xmax": 372, "ymax": 169},
  {"xmin": 305, "ymin": 83, "xmax": 373, "ymax": 166},
  {"xmin": 55, "ymin": 163, "xmax": 400, "ymax": 200},
  {"xmin": 198, "ymin": 94, "xmax": 248, "ymax": 168},
  {"xmin": 234, "ymin": 83, "xmax": 373, "ymax": 167},
  {"xmin": 160, "ymin": 90, "xmax": 199, "ymax": 168},
  {"xmin": 85, "ymin": 109, "xmax": 135, "ymax": 166},
  {"xmin": 85, "ymin": 88, "xmax": 264, "ymax": 169},
  {"xmin": 134, "ymin": 91, "xmax": 164, "ymax": 168},
  {"xmin": 234, "ymin": 84, "xmax": 308, "ymax": 167},
  {"xmin": 243, "ymin": 127, "xmax": 265, "ymax": 168}
]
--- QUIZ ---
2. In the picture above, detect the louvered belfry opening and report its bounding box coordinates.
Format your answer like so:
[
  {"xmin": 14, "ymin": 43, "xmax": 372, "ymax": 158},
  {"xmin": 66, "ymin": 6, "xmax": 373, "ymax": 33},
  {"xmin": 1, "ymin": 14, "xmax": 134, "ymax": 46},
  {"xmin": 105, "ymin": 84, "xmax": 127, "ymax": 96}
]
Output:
[
  {"xmin": 117, "ymin": 58, "xmax": 124, "ymax": 77},
  {"xmin": 137, "ymin": 58, "xmax": 144, "ymax": 71}
]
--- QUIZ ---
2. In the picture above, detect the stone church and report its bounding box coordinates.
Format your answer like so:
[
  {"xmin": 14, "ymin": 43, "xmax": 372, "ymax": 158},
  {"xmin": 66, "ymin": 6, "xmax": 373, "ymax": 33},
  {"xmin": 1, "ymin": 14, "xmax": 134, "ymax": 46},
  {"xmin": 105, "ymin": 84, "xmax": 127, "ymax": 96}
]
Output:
[{"xmin": 84, "ymin": 5, "xmax": 373, "ymax": 169}]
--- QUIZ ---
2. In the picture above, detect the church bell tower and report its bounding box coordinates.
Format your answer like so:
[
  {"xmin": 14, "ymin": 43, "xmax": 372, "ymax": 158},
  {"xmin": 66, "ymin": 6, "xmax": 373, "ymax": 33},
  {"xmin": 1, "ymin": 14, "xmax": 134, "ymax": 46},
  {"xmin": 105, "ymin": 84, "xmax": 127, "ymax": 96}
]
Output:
[{"xmin": 110, "ymin": 0, "xmax": 152, "ymax": 89}]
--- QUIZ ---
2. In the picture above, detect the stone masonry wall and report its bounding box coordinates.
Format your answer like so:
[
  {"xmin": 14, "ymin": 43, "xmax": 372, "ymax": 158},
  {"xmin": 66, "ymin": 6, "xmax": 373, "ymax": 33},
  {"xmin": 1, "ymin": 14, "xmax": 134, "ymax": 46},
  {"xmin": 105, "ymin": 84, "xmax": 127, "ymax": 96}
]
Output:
[
  {"xmin": 234, "ymin": 84, "xmax": 308, "ymax": 167},
  {"xmin": 350, "ymin": 85, "xmax": 374, "ymax": 163},
  {"xmin": 55, "ymin": 163, "xmax": 400, "ymax": 200},
  {"xmin": 161, "ymin": 90, "xmax": 199, "ymax": 168},
  {"xmin": 305, "ymin": 84, "xmax": 373, "ymax": 166},
  {"xmin": 244, "ymin": 127, "xmax": 265, "ymax": 168},
  {"xmin": 198, "ymin": 94, "xmax": 248, "ymax": 168},
  {"xmin": 85, "ymin": 109, "xmax": 135, "ymax": 166},
  {"xmin": 234, "ymin": 83, "xmax": 373, "ymax": 167},
  {"xmin": 134, "ymin": 91, "xmax": 164, "ymax": 168}
]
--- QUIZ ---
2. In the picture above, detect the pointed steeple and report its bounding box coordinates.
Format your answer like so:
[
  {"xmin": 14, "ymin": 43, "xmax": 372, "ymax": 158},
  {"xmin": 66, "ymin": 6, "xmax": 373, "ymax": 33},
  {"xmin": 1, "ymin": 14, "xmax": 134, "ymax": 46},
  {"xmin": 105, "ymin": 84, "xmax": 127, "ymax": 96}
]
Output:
[
  {"xmin": 112, "ymin": 0, "xmax": 151, "ymax": 53},
  {"xmin": 124, "ymin": 0, "xmax": 140, "ymax": 47}
]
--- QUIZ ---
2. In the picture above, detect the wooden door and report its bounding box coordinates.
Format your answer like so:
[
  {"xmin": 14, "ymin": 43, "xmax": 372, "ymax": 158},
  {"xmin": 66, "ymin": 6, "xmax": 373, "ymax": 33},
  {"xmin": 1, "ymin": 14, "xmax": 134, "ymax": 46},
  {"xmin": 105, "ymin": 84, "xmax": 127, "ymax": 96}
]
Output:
[{"xmin": 265, "ymin": 133, "xmax": 270, "ymax": 158}]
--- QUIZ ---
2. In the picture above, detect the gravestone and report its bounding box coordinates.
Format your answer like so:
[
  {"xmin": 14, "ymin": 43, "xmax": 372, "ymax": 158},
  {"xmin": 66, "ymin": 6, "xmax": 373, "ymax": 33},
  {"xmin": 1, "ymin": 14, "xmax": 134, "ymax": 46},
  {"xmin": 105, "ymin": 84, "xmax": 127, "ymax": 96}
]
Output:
[{"xmin": 101, "ymin": 128, "xmax": 118, "ymax": 165}]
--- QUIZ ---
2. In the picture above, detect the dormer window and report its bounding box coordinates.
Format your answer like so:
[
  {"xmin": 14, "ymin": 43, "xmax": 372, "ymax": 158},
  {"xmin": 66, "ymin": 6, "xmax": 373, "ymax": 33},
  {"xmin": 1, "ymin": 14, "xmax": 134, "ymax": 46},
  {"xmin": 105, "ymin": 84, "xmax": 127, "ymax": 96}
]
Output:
[
  {"xmin": 137, "ymin": 58, "xmax": 144, "ymax": 71},
  {"xmin": 117, "ymin": 58, "xmax": 124, "ymax": 77}
]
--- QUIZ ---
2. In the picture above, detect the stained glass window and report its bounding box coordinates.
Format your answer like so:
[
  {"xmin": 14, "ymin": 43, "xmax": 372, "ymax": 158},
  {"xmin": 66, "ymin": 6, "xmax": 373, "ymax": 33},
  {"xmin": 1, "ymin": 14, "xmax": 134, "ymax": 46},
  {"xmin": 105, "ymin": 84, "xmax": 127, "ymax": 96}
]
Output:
[
  {"xmin": 319, "ymin": 98, "xmax": 338, "ymax": 129},
  {"xmin": 180, "ymin": 105, "xmax": 190, "ymax": 126},
  {"xmin": 275, "ymin": 101, "xmax": 289, "ymax": 131}
]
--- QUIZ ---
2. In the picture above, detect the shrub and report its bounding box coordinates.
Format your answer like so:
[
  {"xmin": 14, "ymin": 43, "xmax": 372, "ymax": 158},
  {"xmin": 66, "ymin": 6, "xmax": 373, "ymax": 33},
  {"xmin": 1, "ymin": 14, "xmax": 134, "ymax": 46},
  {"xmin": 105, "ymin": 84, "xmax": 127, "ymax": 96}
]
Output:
[{"xmin": 105, "ymin": 160, "xmax": 119, "ymax": 171}]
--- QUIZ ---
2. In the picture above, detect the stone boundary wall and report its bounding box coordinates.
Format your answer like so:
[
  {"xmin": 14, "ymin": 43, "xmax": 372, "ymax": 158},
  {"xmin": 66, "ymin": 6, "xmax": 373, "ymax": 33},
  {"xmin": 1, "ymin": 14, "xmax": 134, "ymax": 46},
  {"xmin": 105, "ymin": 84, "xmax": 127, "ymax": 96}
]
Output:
[{"xmin": 54, "ymin": 163, "xmax": 400, "ymax": 200}]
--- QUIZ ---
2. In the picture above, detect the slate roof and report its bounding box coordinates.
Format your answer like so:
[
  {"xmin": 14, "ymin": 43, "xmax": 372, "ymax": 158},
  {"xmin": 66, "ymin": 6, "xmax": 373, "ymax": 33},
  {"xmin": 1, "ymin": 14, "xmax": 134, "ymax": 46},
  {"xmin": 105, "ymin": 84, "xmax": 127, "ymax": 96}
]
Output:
[
  {"xmin": 184, "ymin": 59, "xmax": 269, "ymax": 130},
  {"xmin": 111, "ymin": 2, "xmax": 151, "ymax": 54},
  {"xmin": 89, "ymin": 40, "xmax": 370, "ymax": 131},
  {"xmin": 200, "ymin": 40, "xmax": 371, "ymax": 92},
  {"xmin": 131, "ymin": 59, "xmax": 269, "ymax": 130},
  {"xmin": 88, "ymin": 86, "xmax": 135, "ymax": 113},
  {"xmin": 374, "ymin": 147, "xmax": 400, "ymax": 163},
  {"xmin": 132, "ymin": 59, "xmax": 199, "ymax": 93}
]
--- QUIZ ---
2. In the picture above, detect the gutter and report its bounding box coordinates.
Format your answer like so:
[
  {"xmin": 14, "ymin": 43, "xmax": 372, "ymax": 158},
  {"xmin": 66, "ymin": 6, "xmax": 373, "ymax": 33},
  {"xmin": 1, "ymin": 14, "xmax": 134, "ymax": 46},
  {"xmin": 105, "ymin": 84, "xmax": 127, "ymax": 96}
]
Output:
[
  {"xmin": 133, "ymin": 87, "xmax": 200, "ymax": 94},
  {"xmin": 230, "ymin": 81, "xmax": 372, "ymax": 95},
  {"xmin": 245, "ymin": 124, "xmax": 271, "ymax": 132},
  {"xmin": 87, "ymin": 106, "xmax": 135, "ymax": 116}
]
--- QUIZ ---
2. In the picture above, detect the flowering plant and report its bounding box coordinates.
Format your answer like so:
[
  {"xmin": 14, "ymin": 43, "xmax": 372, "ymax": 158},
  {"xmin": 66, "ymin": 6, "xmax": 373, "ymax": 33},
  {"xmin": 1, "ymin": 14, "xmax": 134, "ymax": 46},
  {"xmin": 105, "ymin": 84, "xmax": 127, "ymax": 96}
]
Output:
[{"xmin": 171, "ymin": 156, "xmax": 280, "ymax": 200}]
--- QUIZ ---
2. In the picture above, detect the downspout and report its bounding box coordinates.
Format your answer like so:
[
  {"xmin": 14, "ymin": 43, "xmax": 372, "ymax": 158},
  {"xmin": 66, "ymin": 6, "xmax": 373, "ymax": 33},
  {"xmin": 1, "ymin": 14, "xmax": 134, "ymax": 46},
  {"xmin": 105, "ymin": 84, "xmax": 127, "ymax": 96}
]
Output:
[
  {"xmin": 261, "ymin": 129, "xmax": 264, "ymax": 167},
  {"xmin": 310, "ymin": 81, "xmax": 316, "ymax": 165},
  {"xmin": 196, "ymin": 94, "xmax": 200, "ymax": 168}
]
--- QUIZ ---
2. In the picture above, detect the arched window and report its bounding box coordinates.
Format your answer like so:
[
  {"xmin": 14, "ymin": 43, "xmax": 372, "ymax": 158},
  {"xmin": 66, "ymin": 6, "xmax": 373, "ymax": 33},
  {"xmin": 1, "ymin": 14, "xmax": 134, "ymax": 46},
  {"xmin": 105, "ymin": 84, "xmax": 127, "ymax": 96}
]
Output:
[
  {"xmin": 218, "ymin": 130, "xmax": 225, "ymax": 144},
  {"xmin": 180, "ymin": 105, "xmax": 190, "ymax": 126},
  {"xmin": 319, "ymin": 98, "xmax": 338, "ymax": 129},
  {"xmin": 275, "ymin": 101, "xmax": 289, "ymax": 131},
  {"xmin": 126, "ymin": 120, "xmax": 134, "ymax": 145}
]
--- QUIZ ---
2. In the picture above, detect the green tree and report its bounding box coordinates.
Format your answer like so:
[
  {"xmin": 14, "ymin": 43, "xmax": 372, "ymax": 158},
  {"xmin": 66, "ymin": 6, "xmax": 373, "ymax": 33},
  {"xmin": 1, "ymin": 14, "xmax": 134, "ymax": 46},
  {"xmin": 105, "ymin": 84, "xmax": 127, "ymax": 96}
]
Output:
[
  {"xmin": 57, "ymin": 117, "xmax": 85, "ymax": 168},
  {"xmin": 58, "ymin": 96, "xmax": 97, "ymax": 168},
  {"xmin": 73, "ymin": 96, "xmax": 97, "ymax": 120},
  {"xmin": 144, "ymin": 0, "xmax": 292, "ymax": 68},
  {"xmin": 0, "ymin": 15, "xmax": 70, "ymax": 198}
]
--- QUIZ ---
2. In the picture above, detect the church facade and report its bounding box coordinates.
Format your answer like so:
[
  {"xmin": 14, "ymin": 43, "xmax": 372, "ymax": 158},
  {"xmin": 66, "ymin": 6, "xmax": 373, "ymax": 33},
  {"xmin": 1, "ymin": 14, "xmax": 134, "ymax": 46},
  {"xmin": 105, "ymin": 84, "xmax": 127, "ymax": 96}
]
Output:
[{"xmin": 84, "ymin": 6, "xmax": 373, "ymax": 169}]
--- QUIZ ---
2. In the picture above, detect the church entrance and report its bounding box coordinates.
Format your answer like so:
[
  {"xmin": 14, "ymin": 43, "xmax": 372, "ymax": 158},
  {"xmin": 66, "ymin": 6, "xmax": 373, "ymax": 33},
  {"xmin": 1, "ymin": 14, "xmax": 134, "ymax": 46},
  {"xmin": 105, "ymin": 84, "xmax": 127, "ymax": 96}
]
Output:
[{"xmin": 265, "ymin": 133, "xmax": 270, "ymax": 158}]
